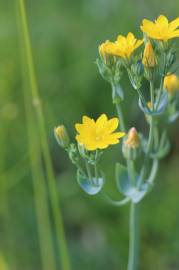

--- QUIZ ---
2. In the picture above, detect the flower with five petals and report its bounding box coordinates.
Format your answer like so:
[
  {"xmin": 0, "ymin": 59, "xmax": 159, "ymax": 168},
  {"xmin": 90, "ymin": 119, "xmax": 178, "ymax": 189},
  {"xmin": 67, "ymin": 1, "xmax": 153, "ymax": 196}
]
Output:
[{"xmin": 75, "ymin": 114, "xmax": 125, "ymax": 151}]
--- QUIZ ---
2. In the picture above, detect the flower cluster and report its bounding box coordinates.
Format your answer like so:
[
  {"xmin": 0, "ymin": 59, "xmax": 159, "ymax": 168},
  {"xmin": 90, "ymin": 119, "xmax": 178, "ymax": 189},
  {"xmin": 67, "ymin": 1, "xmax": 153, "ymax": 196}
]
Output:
[{"xmin": 54, "ymin": 14, "xmax": 179, "ymax": 199}]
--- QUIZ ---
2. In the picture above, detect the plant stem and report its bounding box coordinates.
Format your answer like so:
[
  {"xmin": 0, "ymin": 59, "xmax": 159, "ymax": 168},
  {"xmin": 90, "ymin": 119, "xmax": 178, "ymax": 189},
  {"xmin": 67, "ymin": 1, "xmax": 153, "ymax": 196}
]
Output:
[
  {"xmin": 155, "ymin": 52, "xmax": 167, "ymax": 109},
  {"xmin": 127, "ymin": 202, "xmax": 139, "ymax": 270},
  {"xmin": 17, "ymin": 1, "xmax": 71, "ymax": 269},
  {"xmin": 127, "ymin": 160, "xmax": 136, "ymax": 185},
  {"xmin": 85, "ymin": 160, "xmax": 93, "ymax": 184},
  {"xmin": 115, "ymin": 103, "xmax": 126, "ymax": 132}
]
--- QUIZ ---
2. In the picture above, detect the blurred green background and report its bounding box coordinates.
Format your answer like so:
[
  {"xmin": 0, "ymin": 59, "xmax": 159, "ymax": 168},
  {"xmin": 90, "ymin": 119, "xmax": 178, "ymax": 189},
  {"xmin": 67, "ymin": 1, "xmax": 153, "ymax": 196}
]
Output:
[{"xmin": 1, "ymin": 0, "xmax": 179, "ymax": 269}]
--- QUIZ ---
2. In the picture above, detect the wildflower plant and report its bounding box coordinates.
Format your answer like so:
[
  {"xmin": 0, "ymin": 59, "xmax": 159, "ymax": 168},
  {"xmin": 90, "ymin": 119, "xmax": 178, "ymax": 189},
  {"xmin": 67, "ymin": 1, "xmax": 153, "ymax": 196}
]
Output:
[{"xmin": 55, "ymin": 14, "xmax": 179, "ymax": 270}]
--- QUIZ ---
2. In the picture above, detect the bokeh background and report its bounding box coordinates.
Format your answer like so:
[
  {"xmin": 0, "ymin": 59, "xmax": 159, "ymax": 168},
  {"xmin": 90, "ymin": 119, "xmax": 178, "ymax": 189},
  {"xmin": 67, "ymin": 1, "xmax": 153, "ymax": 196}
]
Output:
[{"xmin": 1, "ymin": 0, "xmax": 179, "ymax": 269}]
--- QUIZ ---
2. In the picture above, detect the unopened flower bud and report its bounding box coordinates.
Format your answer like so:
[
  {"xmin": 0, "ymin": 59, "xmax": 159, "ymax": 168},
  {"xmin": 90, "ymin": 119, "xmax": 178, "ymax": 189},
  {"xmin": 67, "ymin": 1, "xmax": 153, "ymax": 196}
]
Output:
[
  {"xmin": 122, "ymin": 127, "xmax": 141, "ymax": 160},
  {"xmin": 142, "ymin": 42, "xmax": 157, "ymax": 68},
  {"xmin": 54, "ymin": 125, "xmax": 70, "ymax": 148},
  {"xmin": 164, "ymin": 74, "xmax": 179, "ymax": 94}
]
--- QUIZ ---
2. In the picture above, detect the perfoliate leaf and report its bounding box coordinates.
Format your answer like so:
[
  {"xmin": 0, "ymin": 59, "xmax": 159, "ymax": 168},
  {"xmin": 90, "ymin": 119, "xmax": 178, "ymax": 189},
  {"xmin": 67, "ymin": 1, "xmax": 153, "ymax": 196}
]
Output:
[
  {"xmin": 139, "ymin": 91, "xmax": 168, "ymax": 116},
  {"xmin": 77, "ymin": 169, "xmax": 104, "ymax": 195},
  {"xmin": 115, "ymin": 163, "xmax": 149, "ymax": 203}
]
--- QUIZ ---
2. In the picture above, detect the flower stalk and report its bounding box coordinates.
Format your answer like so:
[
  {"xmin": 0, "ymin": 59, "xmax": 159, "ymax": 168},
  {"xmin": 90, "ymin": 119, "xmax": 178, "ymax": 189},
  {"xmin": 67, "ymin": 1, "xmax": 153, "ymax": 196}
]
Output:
[
  {"xmin": 128, "ymin": 203, "xmax": 139, "ymax": 270},
  {"xmin": 17, "ymin": 1, "xmax": 71, "ymax": 269}
]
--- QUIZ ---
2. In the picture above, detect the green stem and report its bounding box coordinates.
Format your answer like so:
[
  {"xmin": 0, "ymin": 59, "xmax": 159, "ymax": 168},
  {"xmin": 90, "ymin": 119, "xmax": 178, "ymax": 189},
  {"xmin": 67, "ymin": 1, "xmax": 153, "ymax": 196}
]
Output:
[
  {"xmin": 155, "ymin": 52, "xmax": 167, "ymax": 110},
  {"xmin": 138, "ymin": 79, "xmax": 155, "ymax": 187},
  {"xmin": 136, "ymin": 88, "xmax": 147, "ymax": 108},
  {"xmin": 85, "ymin": 160, "xmax": 93, "ymax": 184},
  {"xmin": 115, "ymin": 103, "xmax": 126, "ymax": 132},
  {"xmin": 127, "ymin": 202, "xmax": 139, "ymax": 270},
  {"xmin": 94, "ymin": 163, "xmax": 98, "ymax": 182},
  {"xmin": 17, "ymin": 1, "xmax": 71, "ymax": 269},
  {"xmin": 127, "ymin": 160, "xmax": 136, "ymax": 186}
]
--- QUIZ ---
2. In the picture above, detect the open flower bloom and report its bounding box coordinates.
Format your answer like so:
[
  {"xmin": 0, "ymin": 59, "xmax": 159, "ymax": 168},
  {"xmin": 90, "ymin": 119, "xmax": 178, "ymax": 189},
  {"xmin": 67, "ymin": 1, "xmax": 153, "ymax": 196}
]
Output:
[
  {"xmin": 141, "ymin": 15, "xmax": 179, "ymax": 41},
  {"xmin": 164, "ymin": 74, "xmax": 179, "ymax": 94},
  {"xmin": 142, "ymin": 42, "xmax": 157, "ymax": 67},
  {"xmin": 99, "ymin": 33, "xmax": 143, "ymax": 60},
  {"xmin": 75, "ymin": 114, "xmax": 125, "ymax": 151},
  {"xmin": 115, "ymin": 32, "xmax": 143, "ymax": 59},
  {"xmin": 99, "ymin": 40, "xmax": 119, "ymax": 59}
]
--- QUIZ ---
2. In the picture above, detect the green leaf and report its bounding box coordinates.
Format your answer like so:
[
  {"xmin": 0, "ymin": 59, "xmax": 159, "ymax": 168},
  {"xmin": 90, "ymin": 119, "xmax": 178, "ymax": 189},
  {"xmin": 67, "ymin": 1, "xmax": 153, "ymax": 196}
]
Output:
[{"xmin": 77, "ymin": 169, "xmax": 104, "ymax": 195}]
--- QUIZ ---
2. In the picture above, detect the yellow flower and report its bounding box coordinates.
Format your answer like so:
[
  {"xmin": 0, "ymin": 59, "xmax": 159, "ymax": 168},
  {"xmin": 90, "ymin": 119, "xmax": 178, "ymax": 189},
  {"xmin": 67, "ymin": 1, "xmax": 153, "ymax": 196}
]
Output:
[
  {"xmin": 142, "ymin": 42, "xmax": 157, "ymax": 67},
  {"xmin": 141, "ymin": 15, "xmax": 179, "ymax": 41},
  {"xmin": 75, "ymin": 114, "xmax": 125, "ymax": 151},
  {"xmin": 115, "ymin": 32, "xmax": 143, "ymax": 58},
  {"xmin": 99, "ymin": 33, "xmax": 143, "ymax": 60},
  {"xmin": 164, "ymin": 74, "xmax": 179, "ymax": 94}
]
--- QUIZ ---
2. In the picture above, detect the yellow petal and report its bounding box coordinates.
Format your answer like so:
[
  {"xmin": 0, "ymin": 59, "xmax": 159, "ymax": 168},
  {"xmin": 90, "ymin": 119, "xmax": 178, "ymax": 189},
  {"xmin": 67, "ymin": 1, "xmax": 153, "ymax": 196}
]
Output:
[
  {"xmin": 127, "ymin": 32, "xmax": 135, "ymax": 44},
  {"xmin": 96, "ymin": 141, "xmax": 109, "ymax": 149},
  {"xmin": 169, "ymin": 29, "xmax": 179, "ymax": 38},
  {"xmin": 75, "ymin": 123, "xmax": 83, "ymax": 133},
  {"xmin": 85, "ymin": 143, "xmax": 98, "ymax": 151},
  {"xmin": 82, "ymin": 115, "xmax": 92, "ymax": 124},
  {"xmin": 96, "ymin": 114, "xmax": 108, "ymax": 129},
  {"xmin": 105, "ymin": 117, "xmax": 119, "ymax": 133},
  {"xmin": 141, "ymin": 19, "xmax": 155, "ymax": 30},
  {"xmin": 169, "ymin": 17, "xmax": 179, "ymax": 30},
  {"xmin": 156, "ymin": 15, "xmax": 168, "ymax": 26},
  {"xmin": 116, "ymin": 35, "xmax": 126, "ymax": 45},
  {"xmin": 135, "ymin": 39, "xmax": 144, "ymax": 49}
]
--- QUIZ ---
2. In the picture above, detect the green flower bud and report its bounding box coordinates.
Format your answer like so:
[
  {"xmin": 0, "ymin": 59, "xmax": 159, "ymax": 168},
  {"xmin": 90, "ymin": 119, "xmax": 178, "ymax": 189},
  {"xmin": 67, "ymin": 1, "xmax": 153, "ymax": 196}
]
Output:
[
  {"xmin": 122, "ymin": 127, "xmax": 141, "ymax": 160},
  {"xmin": 54, "ymin": 125, "xmax": 70, "ymax": 149}
]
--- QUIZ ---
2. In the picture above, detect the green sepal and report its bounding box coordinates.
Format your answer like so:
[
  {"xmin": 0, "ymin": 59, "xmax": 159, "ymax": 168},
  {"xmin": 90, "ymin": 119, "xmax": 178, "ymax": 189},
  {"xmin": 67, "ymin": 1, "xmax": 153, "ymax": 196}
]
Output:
[
  {"xmin": 95, "ymin": 58, "xmax": 112, "ymax": 83},
  {"xmin": 112, "ymin": 82, "xmax": 124, "ymax": 102},
  {"xmin": 77, "ymin": 169, "xmax": 104, "ymax": 195},
  {"xmin": 115, "ymin": 163, "xmax": 149, "ymax": 203}
]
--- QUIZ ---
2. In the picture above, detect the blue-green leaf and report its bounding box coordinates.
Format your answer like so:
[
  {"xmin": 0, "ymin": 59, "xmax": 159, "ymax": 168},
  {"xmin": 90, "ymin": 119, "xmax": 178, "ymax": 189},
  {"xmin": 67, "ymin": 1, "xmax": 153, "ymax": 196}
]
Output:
[
  {"xmin": 77, "ymin": 169, "xmax": 104, "ymax": 195},
  {"xmin": 115, "ymin": 163, "xmax": 149, "ymax": 203},
  {"xmin": 139, "ymin": 91, "xmax": 168, "ymax": 116}
]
